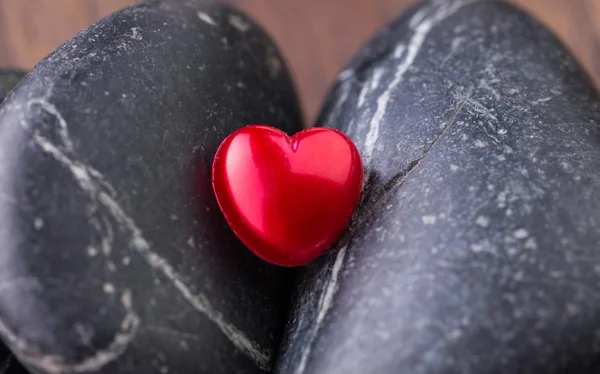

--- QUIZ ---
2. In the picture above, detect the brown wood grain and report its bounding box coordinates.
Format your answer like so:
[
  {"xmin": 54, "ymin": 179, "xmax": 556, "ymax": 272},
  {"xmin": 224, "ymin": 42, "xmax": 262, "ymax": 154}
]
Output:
[
  {"xmin": 0, "ymin": 0, "xmax": 598, "ymax": 123},
  {"xmin": 231, "ymin": 0, "xmax": 417, "ymax": 123}
]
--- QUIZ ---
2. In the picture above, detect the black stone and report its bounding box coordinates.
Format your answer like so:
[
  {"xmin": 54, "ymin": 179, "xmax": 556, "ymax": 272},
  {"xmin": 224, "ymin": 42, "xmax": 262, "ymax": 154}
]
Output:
[
  {"xmin": 276, "ymin": 1, "xmax": 600, "ymax": 373},
  {"xmin": 0, "ymin": 70, "xmax": 30, "ymax": 374},
  {"xmin": 0, "ymin": 70, "xmax": 25, "ymax": 103},
  {"xmin": 0, "ymin": 1, "xmax": 302, "ymax": 373}
]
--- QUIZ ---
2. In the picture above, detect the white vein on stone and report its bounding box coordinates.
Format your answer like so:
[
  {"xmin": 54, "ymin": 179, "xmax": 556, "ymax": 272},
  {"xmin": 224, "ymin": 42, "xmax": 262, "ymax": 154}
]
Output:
[
  {"xmin": 294, "ymin": 245, "xmax": 347, "ymax": 374},
  {"xmin": 466, "ymin": 97, "xmax": 498, "ymax": 121},
  {"xmin": 28, "ymin": 99, "xmax": 74, "ymax": 153},
  {"xmin": 100, "ymin": 216, "xmax": 114, "ymax": 256},
  {"xmin": 370, "ymin": 67, "xmax": 385, "ymax": 91},
  {"xmin": 479, "ymin": 78, "xmax": 501, "ymax": 100},
  {"xmin": 362, "ymin": 0, "xmax": 476, "ymax": 165},
  {"xmin": 144, "ymin": 324, "xmax": 205, "ymax": 342},
  {"xmin": 0, "ymin": 290, "xmax": 139, "ymax": 374},
  {"xmin": 197, "ymin": 11, "xmax": 217, "ymax": 26},
  {"xmin": 228, "ymin": 14, "xmax": 251, "ymax": 33},
  {"xmin": 315, "ymin": 245, "xmax": 347, "ymax": 327},
  {"xmin": 357, "ymin": 67, "xmax": 385, "ymax": 109},
  {"xmin": 357, "ymin": 80, "xmax": 371, "ymax": 109},
  {"xmin": 3, "ymin": 100, "xmax": 272, "ymax": 371},
  {"xmin": 337, "ymin": 69, "xmax": 355, "ymax": 82}
]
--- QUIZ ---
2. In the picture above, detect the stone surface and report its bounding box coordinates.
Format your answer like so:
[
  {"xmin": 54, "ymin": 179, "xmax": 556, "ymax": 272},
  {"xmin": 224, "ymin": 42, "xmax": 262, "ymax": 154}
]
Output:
[
  {"xmin": 276, "ymin": 1, "xmax": 600, "ymax": 373},
  {"xmin": 0, "ymin": 1, "xmax": 302, "ymax": 373},
  {"xmin": 0, "ymin": 71, "xmax": 25, "ymax": 103},
  {"xmin": 0, "ymin": 68, "xmax": 30, "ymax": 374}
]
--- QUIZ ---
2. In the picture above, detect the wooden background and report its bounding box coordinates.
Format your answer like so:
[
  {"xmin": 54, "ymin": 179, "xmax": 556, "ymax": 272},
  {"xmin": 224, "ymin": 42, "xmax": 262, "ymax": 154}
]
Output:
[{"xmin": 0, "ymin": 0, "xmax": 599, "ymax": 122}]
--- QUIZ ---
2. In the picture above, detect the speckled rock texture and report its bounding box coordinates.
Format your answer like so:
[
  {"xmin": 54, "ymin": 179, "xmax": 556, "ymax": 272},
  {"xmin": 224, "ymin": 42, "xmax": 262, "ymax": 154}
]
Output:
[
  {"xmin": 0, "ymin": 68, "xmax": 30, "ymax": 374},
  {"xmin": 276, "ymin": 1, "xmax": 600, "ymax": 373},
  {"xmin": 0, "ymin": 71, "xmax": 25, "ymax": 103},
  {"xmin": 0, "ymin": 1, "xmax": 301, "ymax": 373}
]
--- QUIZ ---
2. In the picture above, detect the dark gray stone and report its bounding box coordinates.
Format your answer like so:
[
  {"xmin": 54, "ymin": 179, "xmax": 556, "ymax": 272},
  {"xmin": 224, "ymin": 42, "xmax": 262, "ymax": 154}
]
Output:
[
  {"xmin": 0, "ymin": 70, "xmax": 29, "ymax": 374},
  {"xmin": 0, "ymin": 70, "xmax": 25, "ymax": 103},
  {"xmin": 0, "ymin": 1, "xmax": 301, "ymax": 373},
  {"xmin": 276, "ymin": 1, "xmax": 600, "ymax": 373}
]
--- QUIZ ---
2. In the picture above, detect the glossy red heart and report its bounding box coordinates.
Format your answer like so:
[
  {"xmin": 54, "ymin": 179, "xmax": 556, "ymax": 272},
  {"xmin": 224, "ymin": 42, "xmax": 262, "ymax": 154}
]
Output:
[{"xmin": 212, "ymin": 125, "xmax": 363, "ymax": 267}]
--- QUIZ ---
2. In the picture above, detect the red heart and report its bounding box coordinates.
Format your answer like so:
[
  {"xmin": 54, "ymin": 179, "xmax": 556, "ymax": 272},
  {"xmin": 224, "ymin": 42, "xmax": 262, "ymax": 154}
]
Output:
[{"xmin": 212, "ymin": 125, "xmax": 363, "ymax": 267}]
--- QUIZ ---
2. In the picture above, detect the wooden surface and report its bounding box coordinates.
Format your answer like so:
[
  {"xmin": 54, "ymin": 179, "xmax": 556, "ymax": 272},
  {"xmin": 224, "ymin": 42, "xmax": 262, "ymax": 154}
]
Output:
[{"xmin": 0, "ymin": 0, "xmax": 599, "ymax": 123}]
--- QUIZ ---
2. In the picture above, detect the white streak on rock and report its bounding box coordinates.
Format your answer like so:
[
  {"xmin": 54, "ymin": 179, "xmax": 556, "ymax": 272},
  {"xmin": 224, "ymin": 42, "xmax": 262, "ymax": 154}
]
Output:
[
  {"xmin": 28, "ymin": 99, "xmax": 73, "ymax": 152},
  {"xmin": 337, "ymin": 69, "xmax": 354, "ymax": 82},
  {"xmin": 16, "ymin": 99, "xmax": 272, "ymax": 370},
  {"xmin": 370, "ymin": 67, "xmax": 385, "ymax": 91},
  {"xmin": 96, "ymin": 216, "xmax": 114, "ymax": 256},
  {"xmin": 363, "ymin": 0, "xmax": 474, "ymax": 165},
  {"xmin": 0, "ymin": 290, "xmax": 139, "ymax": 374},
  {"xmin": 358, "ymin": 67, "xmax": 385, "ymax": 108},
  {"xmin": 316, "ymin": 246, "xmax": 346, "ymax": 327},
  {"xmin": 88, "ymin": 167, "xmax": 117, "ymax": 197},
  {"xmin": 357, "ymin": 82, "xmax": 371, "ymax": 109},
  {"xmin": 134, "ymin": 240, "xmax": 272, "ymax": 369},
  {"xmin": 295, "ymin": 245, "xmax": 347, "ymax": 374},
  {"xmin": 532, "ymin": 96, "xmax": 552, "ymax": 105},
  {"xmin": 479, "ymin": 79, "xmax": 500, "ymax": 100},
  {"xmin": 228, "ymin": 14, "xmax": 250, "ymax": 32},
  {"xmin": 441, "ymin": 36, "xmax": 466, "ymax": 65},
  {"xmin": 466, "ymin": 98, "xmax": 498, "ymax": 121},
  {"xmin": 197, "ymin": 11, "xmax": 216, "ymax": 26}
]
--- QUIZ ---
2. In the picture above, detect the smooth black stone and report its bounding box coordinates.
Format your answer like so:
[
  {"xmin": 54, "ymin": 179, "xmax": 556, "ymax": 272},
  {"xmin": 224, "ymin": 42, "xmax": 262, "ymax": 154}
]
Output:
[
  {"xmin": 0, "ymin": 70, "xmax": 30, "ymax": 374},
  {"xmin": 0, "ymin": 70, "xmax": 25, "ymax": 103},
  {"xmin": 0, "ymin": 1, "xmax": 302, "ymax": 373},
  {"xmin": 1, "ymin": 69, "xmax": 30, "ymax": 374},
  {"xmin": 276, "ymin": 1, "xmax": 600, "ymax": 373}
]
